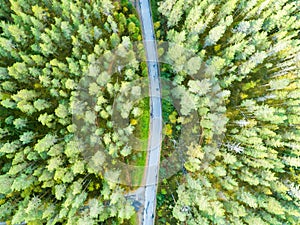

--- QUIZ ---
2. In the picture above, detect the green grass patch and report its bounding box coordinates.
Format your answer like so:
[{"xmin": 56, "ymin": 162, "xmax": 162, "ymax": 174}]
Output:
[
  {"xmin": 119, "ymin": 212, "xmax": 139, "ymax": 225},
  {"xmin": 129, "ymin": 211, "xmax": 139, "ymax": 224},
  {"xmin": 136, "ymin": 97, "xmax": 150, "ymax": 140},
  {"xmin": 127, "ymin": 97, "xmax": 149, "ymax": 188}
]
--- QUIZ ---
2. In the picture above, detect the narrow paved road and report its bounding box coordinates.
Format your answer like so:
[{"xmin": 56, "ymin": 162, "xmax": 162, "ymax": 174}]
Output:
[{"xmin": 138, "ymin": 0, "xmax": 163, "ymax": 224}]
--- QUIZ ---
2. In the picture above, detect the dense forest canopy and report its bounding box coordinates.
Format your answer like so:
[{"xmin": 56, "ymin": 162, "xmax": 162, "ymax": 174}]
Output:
[
  {"xmin": 0, "ymin": 0, "xmax": 299, "ymax": 224},
  {"xmin": 155, "ymin": 0, "xmax": 300, "ymax": 224},
  {"xmin": 0, "ymin": 0, "xmax": 146, "ymax": 224}
]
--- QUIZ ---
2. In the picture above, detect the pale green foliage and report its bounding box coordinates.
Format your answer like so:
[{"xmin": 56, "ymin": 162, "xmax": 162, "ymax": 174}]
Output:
[
  {"xmin": 158, "ymin": 0, "xmax": 184, "ymax": 27},
  {"xmin": 90, "ymin": 151, "xmax": 105, "ymax": 169},
  {"xmin": 48, "ymin": 143, "xmax": 64, "ymax": 157},
  {"xmin": 8, "ymin": 63, "xmax": 27, "ymax": 80},
  {"xmin": 1, "ymin": 81, "xmax": 17, "ymax": 91},
  {"xmin": 213, "ymin": 166, "xmax": 226, "ymax": 177},
  {"xmin": 110, "ymin": 188, "xmax": 123, "ymax": 205},
  {"xmin": 186, "ymin": 56, "xmax": 202, "ymax": 75},
  {"xmin": 1, "ymin": 99, "xmax": 16, "ymax": 109},
  {"xmin": 283, "ymin": 156, "xmax": 300, "ymax": 167},
  {"xmin": 72, "ymin": 160, "xmax": 85, "ymax": 174},
  {"xmin": 119, "ymin": 201, "xmax": 135, "ymax": 220},
  {"xmin": 55, "ymin": 184, "xmax": 66, "ymax": 200},
  {"xmin": 0, "ymin": 175, "xmax": 13, "ymax": 194},
  {"xmin": 204, "ymin": 25, "xmax": 226, "ymax": 47},
  {"xmin": 64, "ymin": 140, "xmax": 82, "ymax": 158},
  {"xmin": 11, "ymin": 174, "xmax": 35, "ymax": 191},
  {"xmin": 179, "ymin": 93, "xmax": 197, "ymax": 116},
  {"xmin": 34, "ymin": 134, "xmax": 57, "ymax": 153},
  {"xmin": 0, "ymin": 141, "xmax": 19, "ymax": 153},
  {"xmin": 25, "ymin": 196, "xmax": 42, "ymax": 215},
  {"xmin": 34, "ymin": 99, "xmax": 51, "ymax": 111},
  {"xmin": 88, "ymin": 82, "xmax": 100, "ymax": 96},
  {"xmin": 77, "ymin": 216, "xmax": 94, "ymax": 225},
  {"xmin": 47, "ymin": 156, "xmax": 63, "ymax": 172},
  {"xmin": 238, "ymin": 190, "xmax": 258, "ymax": 208},
  {"xmin": 188, "ymin": 79, "xmax": 211, "ymax": 96},
  {"xmin": 7, "ymin": 24, "xmax": 26, "ymax": 43},
  {"xmin": 78, "ymin": 24, "xmax": 92, "ymax": 44},
  {"xmin": 206, "ymin": 56, "xmax": 226, "ymax": 76},
  {"xmin": 55, "ymin": 103, "xmax": 69, "ymax": 118},
  {"xmin": 65, "ymin": 78, "xmax": 77, "ymax": 89},
  {"xmin": 17, "ymin": 100, "xmax": 36, "ymax": 114},
  {"xmin": 84, "ymin": 110, "xmax": 96, "ymax": 124},
  {"xmin": 101, "ymin": 0, "xmax": 114, "ymax": 15},
  {"xmin": 32, "ymin": 5, "xmax": 48, "ymax": 20},
  {"xmin": 131, "ymin": 107, "xmax": 142, "ymax": 117},
  {"xmin": 269, "ymin": 78, "xmax": 291, "ymax": 90},
  {"xmin": 11, "ymin": 207, "xmax": 26, "ymax": 225},
  {"xmin": 159, "ymin": 0, "xmax": 300, "ymax": 224},
  {"xmin": 38, "ymin": 113, "xmax": 55, "ymax": 127},
  {"xmin": 72, "ymin": 192, "xmax": 88, "ymax": 210},
  {"xmin": 7, "ymin": 162, "xmax": 28, "ymax": 175},
  {"xmin": 42, "ymin": 204, "xmax": 56, "ymax": 220},
  {"xmin": 19, "ymin": 131, "xmax": 35, "ymax": 144},
  {"xmin": 120, "ymin": 145, "xmax": 132, "ymax": 157}
]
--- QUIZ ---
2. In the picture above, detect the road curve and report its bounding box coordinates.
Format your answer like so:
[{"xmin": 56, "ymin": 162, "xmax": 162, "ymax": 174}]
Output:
[{"xmin": 138, "ymin": 0, "xmax": 163, "ymax": 224}]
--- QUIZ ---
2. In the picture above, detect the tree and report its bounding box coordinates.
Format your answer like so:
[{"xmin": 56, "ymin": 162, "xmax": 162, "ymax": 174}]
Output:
[
  {"xmin": 110, "ymin": 33, "xmax": 120, "ymax": 48},
  {"xmin": 55, "ymin": 103, "xmax": 69, "ymax": 119},
  {"xmin": 55, "ymin": 184, "xmax": 66, "ymax": 200},
  {"xmin": 0, "ymin": 174, "xmax": 13, "ymax": 194},
  {"xmin": 19, "ymin": 131, "xmax": 35, "ymax": 144},
  {"xmin": 0, "ymin": 141, "xmax": 19, "ymax": 154},
  {"xmin": 34, "ymin": 99, "xmax": 51, "ymax": 111},
  {"xmin": 38, "ymin": 113, "xmax": 55, "ymax": 127},
  {"xmin": 204, "ymin": 25, "xmax": 226, "ymax": 47},
  {"xmin": 188, "ymin": 79, "xmax": 211, "ymax": 96},
  {"xmin": 34, "ymin": 134, "xmax": 57, "ymax": 154}
]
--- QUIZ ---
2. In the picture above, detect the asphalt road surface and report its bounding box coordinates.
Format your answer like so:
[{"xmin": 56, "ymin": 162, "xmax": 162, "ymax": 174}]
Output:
[{"xmin": 138, "ymin": 0, "xmax": 163, "ymax": 224}]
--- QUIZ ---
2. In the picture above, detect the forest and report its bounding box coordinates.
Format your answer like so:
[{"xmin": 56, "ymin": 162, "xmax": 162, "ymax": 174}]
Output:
[
  {"xmin": 155, "ymin": 0, "xmax": 300, "ymax": 224},
  {"xmin": 0, "ymin": 0, "xmax": 299, "ymax": 224},
  {"xmin": 0, "ymin": 0, "xmax": 147, "ymax": 224}
]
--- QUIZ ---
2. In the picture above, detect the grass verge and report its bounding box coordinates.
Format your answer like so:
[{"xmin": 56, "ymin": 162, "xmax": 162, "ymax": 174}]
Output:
[{"xmin": 128, "ymin": 97, "xmax": 149, "ymax": 188}]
